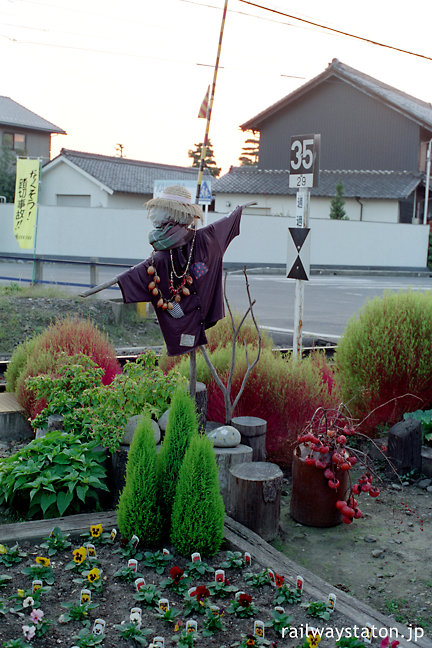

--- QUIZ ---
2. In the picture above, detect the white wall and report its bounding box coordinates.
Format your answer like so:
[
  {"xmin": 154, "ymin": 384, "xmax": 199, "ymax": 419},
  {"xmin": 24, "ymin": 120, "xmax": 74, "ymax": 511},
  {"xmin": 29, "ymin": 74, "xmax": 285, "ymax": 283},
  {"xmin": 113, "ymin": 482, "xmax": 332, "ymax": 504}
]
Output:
[
  {"xmin": 41, "ymin": 162, "xmax": 109, "ymax": 207},
  {"xmin": 216, "ymin": 193, "xmax": 400, "ymax": 223},
  {"xmin": 0, "ymin": 204, "xmax": 428, "ymax": 269}
]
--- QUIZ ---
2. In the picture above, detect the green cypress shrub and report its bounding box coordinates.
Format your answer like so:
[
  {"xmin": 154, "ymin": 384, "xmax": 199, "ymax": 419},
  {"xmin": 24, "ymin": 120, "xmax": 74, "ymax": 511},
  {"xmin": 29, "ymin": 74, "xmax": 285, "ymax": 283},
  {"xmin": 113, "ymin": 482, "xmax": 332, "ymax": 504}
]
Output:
[
  {"xmin": 117, "ymin": 414, "xmax": 160, "ymax": 545},
  {"xmin": 171, "ymin": 433, "xmax": 225, "ymax": 556},
  {"xmin": 157, "ymin": 388, "xmax": 198, "ymax": 533}
]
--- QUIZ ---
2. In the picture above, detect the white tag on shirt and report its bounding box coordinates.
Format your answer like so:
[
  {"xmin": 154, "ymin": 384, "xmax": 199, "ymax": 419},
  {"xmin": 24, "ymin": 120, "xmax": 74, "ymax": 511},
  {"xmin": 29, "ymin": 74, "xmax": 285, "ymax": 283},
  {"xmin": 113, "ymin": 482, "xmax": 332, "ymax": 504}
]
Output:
[{"xmin": 180, "ymin": 333, "xmax": 195, "ymax": 347}]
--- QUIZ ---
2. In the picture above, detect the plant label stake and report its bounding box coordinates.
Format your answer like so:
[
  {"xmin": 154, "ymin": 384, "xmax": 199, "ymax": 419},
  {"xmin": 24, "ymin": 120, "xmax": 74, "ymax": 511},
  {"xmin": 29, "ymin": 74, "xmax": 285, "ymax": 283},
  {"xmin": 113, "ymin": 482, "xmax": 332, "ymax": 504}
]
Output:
[
  {"xmin": 188, "ymin": 587, "xmax": 197, "ymax": 597},
  {"xmin": 186, "ymin": 620, "xmax": 198, "ymax": 633},
  {"xmin": 134, "ymin": 577, "xmax": 145, "ymax": 591},
  {"xmin": 254, "ymin": 620, "xmax": 265, "ymax": 638},
  {"xmin": 267, "ymin": 569, "xmax": 276, "ymax": 586},
  {"xmin": 158, "ymin": 598, "xmax": 169, "ymax": 612},
  {"xmin": 110, "ymin": 528, "xmax": 117, "ymax": 542},
  {"xmin": 162, "ymin": 548, "xmax": 170, "ymax": 556},
  {"xmin": 296, "ymin": 575, "xmax": 304, "ymax": 593},
  {"xmin": 235, "ymin": 591, "xmax": 246, "ymax": 600},
  {"xmin": 86, "ymin": 544, "xmax": 96, "ymax": 558},
  {"xmin": 92, "ymin": 618, "xmax": 106, "ymax": 636},
  {"xmin": 244, "ymin": 552, "xmax": 252, "ymax": 566},
  {"xmin": 327, "ymin": 592, "xmax": 336, "ymax": 611},
  {"xmin": 128, "ymin": 559, "xmax": 138, "ymax": 572},
  {"xmin": 32, "ymin": 580, "xmax": 42, "ymax": 593},
  {"xmin": 215, "ymin": 569, "xmax": 225, "ymax": 582},
  {"xmin": 191, "ymin": 552, "xmax": 201, "ymax": 562},
  {"xmin": 130, "ymin": 535, "xmax": 139, "ymax": 549},
  {"xmin": 153, "ymin": 638, "xmax": 165, "ymax": 648},
  {"xmin": 364, "ymin": 623, "xmax": 373, "ymax": 644},
  {"xmin": 130, "ymin": 607, "xmax": 142, "ymax": 627},
  {"xmin": 274, "ymin": 606, "xmax": 285, "ymax": 614},
  {"xmin": 80, "ymin": 588, "xmax": 91, "ymax": 604}
]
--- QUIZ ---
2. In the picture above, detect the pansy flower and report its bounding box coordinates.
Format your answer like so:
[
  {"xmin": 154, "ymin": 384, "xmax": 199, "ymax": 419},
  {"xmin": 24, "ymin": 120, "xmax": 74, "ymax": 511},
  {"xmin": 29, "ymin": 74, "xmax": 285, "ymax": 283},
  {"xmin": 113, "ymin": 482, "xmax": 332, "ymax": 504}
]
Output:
[
  {"xmin": 239, "ymin": 593, "xmax": 252, "ymax": 607},
  {"xmin": 194, "ymin": 585, "xmax": 210, "ymax": 604},
  {"xmin": 73, "ymin": 547, "xmax": 87, "ymax": 564},
  {"xmin": 0, "ymin": 544, "xmax": 7, "ymax": 554},
  {"xmin": 17, "ymin": 589, "xmax": 25, "ymax": 598},
  {"xmin": 30, "ymin": 608, "xmax": 44, "ymax": 624},
  {"xmin": 90, "ymin": 524, "xmax": 103, "ymax": 538},
  {"xmin": 22, "ymin": 596, "xmax": 34, "ymax": 608},
  {"xmin": 35, "ymin": 556, "xmax": 50, "ymax": 567},
  {"xmin": 306, "ymin": 632, "xmax": 322, "ymax": 647},
  {"xmin": 169, "ymin": 566, "xmax": 184, "ymax": 584},
  {"xmin": 275, "ymin": 573, "xmax": 284, "ymax": 588},
  {"xmin": 246, "ymin": 636, "xmax": 256, "ymax": 646},
  {"xmin": 22, "ymin": 625, "xmax": 36, "ymax": 640},
  {"xmin": 87, "ymin": 567, "xmax": 100, "ymax": 583}
]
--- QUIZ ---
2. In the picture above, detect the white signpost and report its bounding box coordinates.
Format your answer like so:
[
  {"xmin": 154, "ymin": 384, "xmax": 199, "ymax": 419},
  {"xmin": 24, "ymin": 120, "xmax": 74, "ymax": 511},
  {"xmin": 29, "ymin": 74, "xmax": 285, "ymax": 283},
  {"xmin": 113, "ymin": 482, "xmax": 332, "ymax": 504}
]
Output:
[{"xmin": 287, "ymin": 133, "xmax": 320, "ymax": 357}]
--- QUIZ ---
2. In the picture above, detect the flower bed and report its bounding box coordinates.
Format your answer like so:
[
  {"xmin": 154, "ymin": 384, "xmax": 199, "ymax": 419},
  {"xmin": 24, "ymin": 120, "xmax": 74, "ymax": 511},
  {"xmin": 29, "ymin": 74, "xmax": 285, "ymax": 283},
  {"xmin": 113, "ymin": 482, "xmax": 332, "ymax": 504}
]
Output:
[{"xmin": 0, "ymin": 524, "xmax": 397, "ymax": 648}]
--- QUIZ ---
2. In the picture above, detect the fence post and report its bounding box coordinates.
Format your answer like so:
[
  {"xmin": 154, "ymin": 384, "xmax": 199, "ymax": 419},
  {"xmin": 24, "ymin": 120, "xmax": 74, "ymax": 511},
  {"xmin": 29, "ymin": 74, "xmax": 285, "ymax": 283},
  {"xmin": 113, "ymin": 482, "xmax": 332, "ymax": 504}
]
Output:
[
  {"xmin": 89, "ymin": 258, "xmax": 99, "ymax": 288},
  {"xmin": 33, "ymin": 259, "xmax": 43, "ymax": 284}
]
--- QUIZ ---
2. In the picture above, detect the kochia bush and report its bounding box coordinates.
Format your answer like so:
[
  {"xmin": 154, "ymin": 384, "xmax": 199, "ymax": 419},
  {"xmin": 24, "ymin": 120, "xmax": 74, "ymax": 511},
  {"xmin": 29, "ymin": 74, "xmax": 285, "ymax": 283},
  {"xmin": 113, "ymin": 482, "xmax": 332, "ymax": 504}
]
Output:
[{"xmin": 335, "ymin": 290, "xmax": 432, "ymax": 434}]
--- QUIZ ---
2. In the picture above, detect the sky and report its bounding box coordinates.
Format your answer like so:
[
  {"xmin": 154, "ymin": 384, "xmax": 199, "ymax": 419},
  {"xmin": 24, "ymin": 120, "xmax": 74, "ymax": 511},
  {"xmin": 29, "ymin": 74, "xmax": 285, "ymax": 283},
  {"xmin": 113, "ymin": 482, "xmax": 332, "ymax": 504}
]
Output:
[{"xmin": 2, "ymin": 0, "xmax": 432, "ymax": 175}]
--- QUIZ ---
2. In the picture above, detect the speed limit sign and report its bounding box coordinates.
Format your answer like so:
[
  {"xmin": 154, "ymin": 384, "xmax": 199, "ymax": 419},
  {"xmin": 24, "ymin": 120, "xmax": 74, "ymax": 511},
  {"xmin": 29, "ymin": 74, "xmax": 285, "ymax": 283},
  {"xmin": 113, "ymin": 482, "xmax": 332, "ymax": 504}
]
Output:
[{"xmin": 289, "ymin": 134, "xmax": 320, "ymax": 188}]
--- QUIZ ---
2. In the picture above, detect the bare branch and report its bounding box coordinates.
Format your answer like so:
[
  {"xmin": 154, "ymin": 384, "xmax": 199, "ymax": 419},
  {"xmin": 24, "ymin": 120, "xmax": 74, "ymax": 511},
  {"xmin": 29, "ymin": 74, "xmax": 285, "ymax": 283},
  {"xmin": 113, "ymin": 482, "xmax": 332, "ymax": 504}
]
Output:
[{"xmin": 79, "ymin": 277, "xmax": 118, "ymax": 298}]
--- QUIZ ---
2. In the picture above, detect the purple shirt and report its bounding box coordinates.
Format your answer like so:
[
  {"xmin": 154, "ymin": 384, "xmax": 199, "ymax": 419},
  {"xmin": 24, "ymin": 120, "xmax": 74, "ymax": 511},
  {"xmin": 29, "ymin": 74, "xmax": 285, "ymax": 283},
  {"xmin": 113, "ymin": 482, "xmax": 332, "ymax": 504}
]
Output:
[{"xmin": 117, "ymin": 206, "xmax": 242, "ymax": 356}]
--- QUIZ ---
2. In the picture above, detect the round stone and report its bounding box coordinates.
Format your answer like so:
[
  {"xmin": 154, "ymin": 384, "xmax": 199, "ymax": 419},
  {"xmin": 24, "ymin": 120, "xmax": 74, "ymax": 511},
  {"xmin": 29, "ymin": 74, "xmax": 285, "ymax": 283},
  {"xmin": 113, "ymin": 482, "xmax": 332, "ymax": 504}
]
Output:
[
  {"xmin": 122, "ymin": 415, "xmax": 161, "ymax": 445},
  {"xmin": 207, "ymin": 425, "xmax": 241, "ymax": 448}
]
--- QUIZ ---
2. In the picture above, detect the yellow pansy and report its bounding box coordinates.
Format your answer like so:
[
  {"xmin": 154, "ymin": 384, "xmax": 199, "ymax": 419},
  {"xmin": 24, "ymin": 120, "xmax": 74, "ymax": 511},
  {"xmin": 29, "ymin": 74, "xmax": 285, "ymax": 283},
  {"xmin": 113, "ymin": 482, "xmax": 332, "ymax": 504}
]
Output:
[
  {"xmin": 17, "ymin": 589, "xmax": 25, "ymax": 598},
  {"xmin": 0, "ymin": 544, "xmax": 7, "ymax": 554},
  {"xmin": 73, "ymin": 547, "xmax": 87, "ymax": 564},
  {"xmin": 307, "ymin": 632, "xmax": 322, "ymax": 647},
  {"xmin": 90, "ymin": 524, "xmax": 103, "ymax": 538},
  {"xmin": 35, "ymin": 556, "xmax": 50, "ymax": 567},
  {"xmin": 87, "ymin": 568, "xmax": 100, "ymax": 583}
]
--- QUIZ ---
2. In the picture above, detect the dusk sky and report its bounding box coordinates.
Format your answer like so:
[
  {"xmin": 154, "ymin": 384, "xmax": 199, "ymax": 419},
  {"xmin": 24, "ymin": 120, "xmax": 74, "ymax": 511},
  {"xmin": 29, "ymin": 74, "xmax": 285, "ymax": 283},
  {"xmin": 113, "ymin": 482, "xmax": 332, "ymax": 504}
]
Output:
[{"xmin": 2, "ymin": 0, "xmax": 432, "ymax": 174}]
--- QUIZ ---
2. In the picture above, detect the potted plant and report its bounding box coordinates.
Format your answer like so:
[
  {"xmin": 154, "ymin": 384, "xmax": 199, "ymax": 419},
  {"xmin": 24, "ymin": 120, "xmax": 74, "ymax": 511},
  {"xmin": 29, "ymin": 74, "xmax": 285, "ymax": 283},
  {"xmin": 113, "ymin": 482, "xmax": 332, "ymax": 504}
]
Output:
[{"xmin": 290, "ymin": 406, "xmax": 383, "ymax": 527}]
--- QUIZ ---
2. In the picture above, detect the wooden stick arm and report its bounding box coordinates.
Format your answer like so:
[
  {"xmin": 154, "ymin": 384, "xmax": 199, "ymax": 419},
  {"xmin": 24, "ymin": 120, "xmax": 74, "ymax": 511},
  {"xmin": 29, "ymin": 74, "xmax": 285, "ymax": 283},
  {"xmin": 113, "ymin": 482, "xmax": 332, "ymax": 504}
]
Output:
[
  {"xmin": 79, "ymin": 276, "xmax": 118, "ymax": 298},
  {"xmin": 241, "ymin": 201, "xmax": 257, "ymax": 208}
]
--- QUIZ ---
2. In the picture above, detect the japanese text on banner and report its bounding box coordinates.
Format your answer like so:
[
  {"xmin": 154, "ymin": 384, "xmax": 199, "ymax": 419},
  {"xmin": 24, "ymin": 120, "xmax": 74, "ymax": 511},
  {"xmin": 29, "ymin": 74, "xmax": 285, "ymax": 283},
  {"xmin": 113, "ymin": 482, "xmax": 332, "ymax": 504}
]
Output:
[{"xmin": 13, "ymin": 159, "xmax": 40, "ymax": 249}]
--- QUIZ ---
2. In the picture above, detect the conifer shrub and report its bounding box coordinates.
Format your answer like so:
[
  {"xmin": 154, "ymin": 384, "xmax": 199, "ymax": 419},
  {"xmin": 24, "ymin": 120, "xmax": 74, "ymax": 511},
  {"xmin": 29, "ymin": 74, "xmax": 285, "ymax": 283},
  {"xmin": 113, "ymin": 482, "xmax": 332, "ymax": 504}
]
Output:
[
  {"xmin": 157, "ymin": 388, "xmax": 199, "ymax": 533},
  {"xmin": 5, "ymin": 337, "xmax": 38, "ymax": 393},
  {"xmin": 171, "ymin": 433, "xmax": 224, "ymax": 556},
  {"xmin": 117, "ymin": 414, "xmax": 160, "ymax": 545},
  {"xmin": 335, "ymin": 290, "xmax": 432, "ymax": 434},
  {"xmin": 11, "ymin": 317, "xmax": 121, "ymax": 418}
]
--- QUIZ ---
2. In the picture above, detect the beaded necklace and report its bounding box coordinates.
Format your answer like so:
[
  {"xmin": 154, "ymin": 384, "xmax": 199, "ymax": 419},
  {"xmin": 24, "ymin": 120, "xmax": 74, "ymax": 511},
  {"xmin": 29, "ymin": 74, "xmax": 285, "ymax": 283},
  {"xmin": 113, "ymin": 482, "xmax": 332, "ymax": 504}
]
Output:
[{"xmin": 147, "ymin": 227, "xmax": 196, "ymax": 310}]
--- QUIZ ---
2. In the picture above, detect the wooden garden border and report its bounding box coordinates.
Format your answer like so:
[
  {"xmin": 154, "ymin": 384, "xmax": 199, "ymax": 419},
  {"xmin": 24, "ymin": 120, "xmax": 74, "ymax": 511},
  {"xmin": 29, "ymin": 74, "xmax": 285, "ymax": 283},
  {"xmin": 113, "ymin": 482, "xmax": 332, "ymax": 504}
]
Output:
[{"xmin": 0, "ymin": 512, "xmax": 430, "ymax": 648}]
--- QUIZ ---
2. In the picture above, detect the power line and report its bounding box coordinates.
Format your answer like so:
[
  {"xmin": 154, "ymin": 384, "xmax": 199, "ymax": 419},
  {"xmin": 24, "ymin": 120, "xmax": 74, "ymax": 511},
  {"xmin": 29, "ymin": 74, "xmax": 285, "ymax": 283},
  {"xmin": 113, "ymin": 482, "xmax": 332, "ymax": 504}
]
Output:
[{"xmin": 238, "ymin": 0, "xmax": 432, "ymax": 62}]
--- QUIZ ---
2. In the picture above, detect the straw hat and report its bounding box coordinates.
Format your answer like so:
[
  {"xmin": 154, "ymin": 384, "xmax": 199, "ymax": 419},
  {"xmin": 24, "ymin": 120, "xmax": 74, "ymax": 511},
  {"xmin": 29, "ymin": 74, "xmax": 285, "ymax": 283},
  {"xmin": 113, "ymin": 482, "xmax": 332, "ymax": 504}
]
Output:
[{"xmin": 145, "ymin": 185, "xmax": 203, "ymax": 225}]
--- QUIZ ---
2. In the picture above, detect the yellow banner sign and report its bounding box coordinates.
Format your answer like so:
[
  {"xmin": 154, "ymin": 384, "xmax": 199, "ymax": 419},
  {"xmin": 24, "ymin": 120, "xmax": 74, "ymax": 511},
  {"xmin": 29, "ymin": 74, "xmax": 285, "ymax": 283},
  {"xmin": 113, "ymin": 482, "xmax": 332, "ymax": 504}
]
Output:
[{"xmin": 13, "ymin": 159, "xmax": 40, "ymax": 249}]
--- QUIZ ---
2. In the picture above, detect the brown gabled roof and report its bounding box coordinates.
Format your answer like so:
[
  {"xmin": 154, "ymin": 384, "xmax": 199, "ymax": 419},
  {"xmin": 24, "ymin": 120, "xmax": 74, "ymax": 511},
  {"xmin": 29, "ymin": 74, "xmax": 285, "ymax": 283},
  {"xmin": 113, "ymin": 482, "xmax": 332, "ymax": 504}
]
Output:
[{"xmin": 241, "ymin": 59, "xmax": 432, "ymax": 132}]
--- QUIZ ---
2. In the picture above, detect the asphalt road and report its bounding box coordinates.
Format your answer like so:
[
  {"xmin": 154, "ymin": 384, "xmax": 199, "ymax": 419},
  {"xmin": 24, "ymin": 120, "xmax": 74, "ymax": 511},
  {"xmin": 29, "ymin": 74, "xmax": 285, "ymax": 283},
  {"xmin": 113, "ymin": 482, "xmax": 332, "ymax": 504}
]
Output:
[{"xmin": 1, "ymin": 259, "xmax": 431, "ymax": 345}]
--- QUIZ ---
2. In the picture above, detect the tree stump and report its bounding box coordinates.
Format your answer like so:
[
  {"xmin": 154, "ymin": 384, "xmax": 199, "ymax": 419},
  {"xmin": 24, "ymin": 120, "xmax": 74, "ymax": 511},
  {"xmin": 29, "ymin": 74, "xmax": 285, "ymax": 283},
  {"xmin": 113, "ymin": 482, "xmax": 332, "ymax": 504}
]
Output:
[
  {"xmin": 231, "ymin": 416, "xmax": 267, "ymax": 461},
  {"xmin": 388, "ymin": 418, "xmax": 422, "ymax": 474},
  {"xmin": 228, "ymin": 461, "xmax": 283, "ymax": 541},
  {"xmin": 213, "ymin": 444, "xmax": 253, "ymax": 509}
]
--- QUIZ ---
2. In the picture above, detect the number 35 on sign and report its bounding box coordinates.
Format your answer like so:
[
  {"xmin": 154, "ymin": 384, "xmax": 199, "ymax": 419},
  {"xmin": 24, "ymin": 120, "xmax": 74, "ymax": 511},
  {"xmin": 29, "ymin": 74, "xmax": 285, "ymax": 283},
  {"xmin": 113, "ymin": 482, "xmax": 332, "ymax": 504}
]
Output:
[{"xmin": 289, "ymin": 134, "xmax": 320, "ymax": 188}]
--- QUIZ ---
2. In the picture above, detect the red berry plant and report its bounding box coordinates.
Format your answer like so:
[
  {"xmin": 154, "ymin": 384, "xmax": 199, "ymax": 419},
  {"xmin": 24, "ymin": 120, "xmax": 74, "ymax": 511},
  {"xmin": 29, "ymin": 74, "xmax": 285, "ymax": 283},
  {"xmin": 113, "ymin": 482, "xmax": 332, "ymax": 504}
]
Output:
[{"xmin": 295, "ymin": 406, "xmax": 383, "ymax": 525}]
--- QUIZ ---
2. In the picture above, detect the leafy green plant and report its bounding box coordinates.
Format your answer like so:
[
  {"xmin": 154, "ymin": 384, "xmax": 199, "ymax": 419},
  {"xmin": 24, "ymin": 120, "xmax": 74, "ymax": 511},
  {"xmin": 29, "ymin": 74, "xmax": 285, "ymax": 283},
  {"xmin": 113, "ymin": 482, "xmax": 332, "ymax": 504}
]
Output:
[
  {"xmin": 60, "ymin": 600, "xmax": 100, "ymax": 625},
  {"xmin": 160, "ymin": 566, "xmax": 191, "ymax": 595},
  {"xmin": 8, "ymin": 586, "xmax": 50, "ymax": 612},
  {"xmin": 133, "ymin": 584, "xmax": 162, "ymax": 607},
  {"xmin": 220, "ymin": 551, "xmax": 246, "ymax": 569},
  {"xmin": 337, "ymin": 638, "xmax": 367, "ymax": 648},
  {"xmin": 157, "ymin": 388, "xmax": 198, "ymax": 534},
  {"xmin": 185, "ymin": 559, "xmax": 214, "ymax": 578},
  {"xmin": 171, "ymin": 433, "xmax": 225, "ymax": 557},
  {"xmin": 0, "ymin": 544, "xmax": 27, "ymax": 567},
  {"xmin": 172, "ymin": 628, "xmax": 199, "ymax": 647},
  {"xmin": 114, "ymin": 621, "xmax": 153, "ymax": 645},
  {"xmin": 0, "ymin": 431, "xmax": 109, "ymax": 519},
  {"xmin": 5, "ymin": 337, "xmax": 38, "ymax": 393},
  {"xmin": 40, "ymin": 527, "xmax": 72, "ymax": 556},
  {"xmin": 330, "ymin": 180, "xmax": 348, "ymax": 219},
  {"xmin": 71, "ymin": 626, "xmax": 105, "ymax": 647},
  {"xmin": 244, "ymin": 569, "xmax": 271, "ymax": 588},
  {"xmin": 202, "ymin": 606, "xmax": 226, "ymax": 636},
  {"xmin": 265, "ymin": 607, "xmax": 293, "ymax": 635},
  {"xmin": 21, "ymin": 561, "xmax": 55, "ymax": 586},
  {"xmin": 0, "ymin": 575, "xmax": 12, "ymax": 588},
  {"xmin": 141, "ymin": 550, "xmax": 172, "ymax": 574},
  {"xmin": 113, "ymin": 566, "xmax": 145, "ymax": 582},
  {"xmin": 207, "ymin": 579, "xmax": 238, "ymax": 597},
  {"xmin": 154, "ymin": 605, "xmax": 181, "ymax": 623},
  {"xmin": 335, "ymin": 291, "xmax": 432, "ymax": 434},
  {"xmin": 226, "ymin": 593, "xmax": 258, "ymax": 618},
  {"xmin": 273, "ymin": 584, "xmax": 302, "ymax": 606},
  {"xmin": 117, "ymin": 414, "xmax": 161, "ymax": 545},
  {"xmin": 403, "ymin": 409, "xmax": 432, "ymax": 445},
  {"xmin": 301, "ymin": 599, "xmax": 331, "ymax": 620}
]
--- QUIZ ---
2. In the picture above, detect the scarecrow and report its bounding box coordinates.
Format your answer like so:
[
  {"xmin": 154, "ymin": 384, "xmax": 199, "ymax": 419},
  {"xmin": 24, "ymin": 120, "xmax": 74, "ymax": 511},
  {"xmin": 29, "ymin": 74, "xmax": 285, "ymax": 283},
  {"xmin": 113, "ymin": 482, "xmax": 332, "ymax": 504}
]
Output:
[{"xmin": 116, "ymin": 184, "xmax": 244, "ymax": 356}]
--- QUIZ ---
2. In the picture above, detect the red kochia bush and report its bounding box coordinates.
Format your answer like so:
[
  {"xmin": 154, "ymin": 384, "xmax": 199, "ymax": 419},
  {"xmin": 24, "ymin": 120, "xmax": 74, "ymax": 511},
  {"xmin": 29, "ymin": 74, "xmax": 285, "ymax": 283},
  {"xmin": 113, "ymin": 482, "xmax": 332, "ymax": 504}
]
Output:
[{"xmin": 15, "ymin": 317, "xmax": 121, "ymax": 418}]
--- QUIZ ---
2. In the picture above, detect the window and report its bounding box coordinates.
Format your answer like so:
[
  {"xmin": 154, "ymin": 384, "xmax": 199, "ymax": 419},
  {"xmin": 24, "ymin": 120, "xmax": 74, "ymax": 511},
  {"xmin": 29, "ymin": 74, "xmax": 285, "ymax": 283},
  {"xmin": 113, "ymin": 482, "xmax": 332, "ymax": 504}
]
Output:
[{"xmin": 2, "ymin": 132, "xmax": 27, "ymax": 153}]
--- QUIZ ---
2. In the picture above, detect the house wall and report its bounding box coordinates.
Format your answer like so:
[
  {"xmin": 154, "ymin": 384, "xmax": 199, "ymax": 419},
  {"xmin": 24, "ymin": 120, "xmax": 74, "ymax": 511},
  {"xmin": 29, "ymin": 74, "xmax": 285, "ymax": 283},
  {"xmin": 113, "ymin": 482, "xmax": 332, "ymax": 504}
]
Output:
[
  {"xmin": 0, "ymin": 127, "xmax": 51, "ymax": 161},
  {"xmin": 0, "ymin": 205, "xmax": 428, "ymax": 269},
  {"xmin": 215, "ymin": 193, "xmax": 400, "ymax": 223},
  {"xmin": 258, "ymin": 80, "xmax": 420, "ymax": 172}
]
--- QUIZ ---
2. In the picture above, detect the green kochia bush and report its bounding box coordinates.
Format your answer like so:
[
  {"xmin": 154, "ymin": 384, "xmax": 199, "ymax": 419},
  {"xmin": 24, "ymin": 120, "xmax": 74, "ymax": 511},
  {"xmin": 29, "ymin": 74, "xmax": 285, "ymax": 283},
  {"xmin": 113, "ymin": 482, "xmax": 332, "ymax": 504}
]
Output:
[
  {"xmin": 335, "ymin": 290, "xmax": 432, "ymax": 434},
  {"xmin": 171, "ymin": 433, "xmax": 225, "ymax": 556},
  {"xmin": 117, "ymin": 415, "xmax": 160, "ymax": 545},
  {"xmin": 157, "ymin": 388, "xmax": 198, "ymax": 535},
  {"xmin": 0, "ymin": 431, "xmax": 109, "ymax": 519}
]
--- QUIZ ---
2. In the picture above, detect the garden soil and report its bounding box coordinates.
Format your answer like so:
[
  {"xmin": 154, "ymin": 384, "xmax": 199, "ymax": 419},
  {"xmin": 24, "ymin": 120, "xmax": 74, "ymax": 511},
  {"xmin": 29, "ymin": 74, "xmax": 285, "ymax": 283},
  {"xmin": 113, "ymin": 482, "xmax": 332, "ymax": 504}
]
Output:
[{"xmin": 277, "ymin": 478, "xmax": 432, "ymax": 635}]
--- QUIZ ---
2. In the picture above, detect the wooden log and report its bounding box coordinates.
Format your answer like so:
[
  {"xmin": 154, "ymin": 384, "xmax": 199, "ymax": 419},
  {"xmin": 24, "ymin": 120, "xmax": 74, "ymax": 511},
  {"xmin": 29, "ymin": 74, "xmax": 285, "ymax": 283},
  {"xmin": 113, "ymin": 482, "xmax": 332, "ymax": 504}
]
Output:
[
  {"xmin": 228, "ymin": 461, "xmax": 283, "ymax": 541},
  {"xmin": 388, "ymin": 418, "xmax": 422, "ymax": 474},
  {"xmin": 231, "ymin": 416, "xmax": 267, "ymax": 461},
  {"xmin": 213, "ymin": 444, "xmax": 253, "ymax": 510}
]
